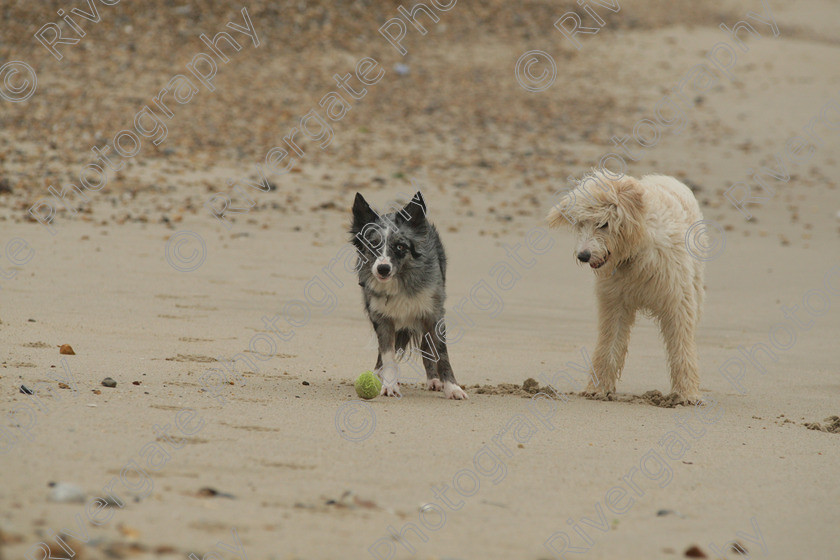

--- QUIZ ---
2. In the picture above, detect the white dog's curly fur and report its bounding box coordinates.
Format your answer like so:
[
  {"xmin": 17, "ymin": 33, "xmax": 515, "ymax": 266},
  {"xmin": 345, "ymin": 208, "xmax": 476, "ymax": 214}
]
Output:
[{"xmin": 548, "ymin": 171, "xmax": 705, "ymax": 404}]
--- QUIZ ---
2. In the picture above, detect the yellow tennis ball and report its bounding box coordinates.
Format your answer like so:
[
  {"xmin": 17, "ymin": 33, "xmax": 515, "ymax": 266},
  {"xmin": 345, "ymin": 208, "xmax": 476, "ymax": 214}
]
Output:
[{"xmin": 355, "ymin": 371, "xmax": 381, "ymax": 399}]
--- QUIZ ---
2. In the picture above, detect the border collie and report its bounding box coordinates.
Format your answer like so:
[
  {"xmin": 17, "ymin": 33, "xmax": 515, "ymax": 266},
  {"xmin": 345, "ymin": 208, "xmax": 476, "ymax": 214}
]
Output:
[{"xmin": 350, "ymin": 191, "xmax": 468, "ymax": 400}]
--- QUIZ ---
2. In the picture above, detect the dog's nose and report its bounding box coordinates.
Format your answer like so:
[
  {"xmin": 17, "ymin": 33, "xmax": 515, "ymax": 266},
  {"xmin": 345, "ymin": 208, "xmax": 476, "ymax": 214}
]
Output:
[
  {"xmin": 577, "ymin": 250, "xmax": 591, "ymax": 263},
  {"xmin": 376, "ymin": 264, "xmax": 391, "ymax": 276}
]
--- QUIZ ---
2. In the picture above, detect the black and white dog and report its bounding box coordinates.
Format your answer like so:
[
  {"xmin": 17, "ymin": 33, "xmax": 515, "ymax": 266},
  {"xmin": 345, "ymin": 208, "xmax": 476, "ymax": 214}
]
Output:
[{"xmin": 350, "ymin": 191, "xmax": 468, "ymax": 400}]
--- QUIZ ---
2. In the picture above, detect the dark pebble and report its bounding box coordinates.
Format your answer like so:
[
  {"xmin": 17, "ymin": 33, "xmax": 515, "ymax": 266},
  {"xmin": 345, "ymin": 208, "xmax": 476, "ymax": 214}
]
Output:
[
  {"xmin": 197, "ymin": 486, "xmax": 235, "ymax": 499},
  {"xmin": 302, "ymin": 381, "xmax": 310, "ymax": 386},
  {"xmin": 20, "ymin": 385, "xmax": 34, "ymax": 395},
  {"xmin": 685, "ymin": 545, "xmax": 707, "ymax": 558},
  {"xmin": 101, "ymin": 377, "xmax": 117, "ymax": 388}
]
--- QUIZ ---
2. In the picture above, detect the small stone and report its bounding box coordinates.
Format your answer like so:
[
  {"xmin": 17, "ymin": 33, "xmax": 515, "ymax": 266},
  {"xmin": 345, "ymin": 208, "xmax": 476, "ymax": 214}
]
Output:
[
  {"xmin": 20, "ymin": 385, "xmax": 34, "ymax": 395},
  {"xmin": 656, "ymin": 508, "xmax": 686, "ymax": 518},
  {"xmin": 101, "ymin": 377, "xmax": 117, "ymax": 388},
  {"xmin": 132, "ymin": 381, "xmax": 141, "ymax": 385},
  {"xmin": 93, "ymin": 389, "xmax": 101, "ymax": 395},
  {"xmin": 59, "ymin": 344, "xmax": 75, "ymax": 355},
  {"xmin": 58, "ymin": 383, "xmax": 70, "ymax": 389},
  {"xmin": 48, "ymin": 482, "xmax": 86, "ymax": 503},
  {"xmin": 302, "ymin": 381, "xmax": 310, "ymax": 386},
  {"xmin": 197, "ymin": 486, "xmax": 235, "ymax": 499},
  {"xmin": 684, "ymin": 545, "xmax": 707, "ymax": 558}
]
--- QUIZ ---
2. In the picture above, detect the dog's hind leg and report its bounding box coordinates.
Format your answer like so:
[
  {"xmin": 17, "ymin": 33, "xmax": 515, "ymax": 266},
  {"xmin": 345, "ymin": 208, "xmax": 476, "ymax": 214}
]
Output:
[
  {"xmin": 659, "ymin": 307, "xmax": 701, "ymax": 404},
  {"xmin": 589, "ymin": 297, "xmax": 635, "ymax": 396},
  {"xmin": 693, "ymin": 263, "xmax": 705, "ymax": 322},
  {"xmin": 372, "ymin": 317, "xmax": 401, "ymax": 397}
]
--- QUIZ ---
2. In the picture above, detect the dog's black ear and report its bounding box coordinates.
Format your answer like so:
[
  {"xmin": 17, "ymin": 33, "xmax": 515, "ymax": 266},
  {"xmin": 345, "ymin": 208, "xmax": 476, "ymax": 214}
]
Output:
[
  {"xmin": 352, "ymin": 192, "xmax": 378, "ymax": 226},
  {"xmin": 399, "ymin": 191, "xmax": 427, "ymax": 225}
]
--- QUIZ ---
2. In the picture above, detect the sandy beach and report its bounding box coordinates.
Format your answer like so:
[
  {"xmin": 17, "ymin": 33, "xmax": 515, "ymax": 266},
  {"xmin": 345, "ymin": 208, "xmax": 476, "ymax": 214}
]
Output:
[{"xmin": 1, "ymin": 1, "xmax": 839, "ymax": 558}]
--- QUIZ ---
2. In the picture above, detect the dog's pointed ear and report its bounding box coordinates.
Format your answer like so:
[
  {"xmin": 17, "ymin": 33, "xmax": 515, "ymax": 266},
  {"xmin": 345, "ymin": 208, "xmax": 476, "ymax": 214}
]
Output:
[
  {"xmin": 547, "ymin": 191, "xmax": 577, "ymax": 228},
  {"xmin": 352, "ymin": 192, "xmax": 378, "ymax": 226},
  {"xmin": 399, "ymin": 191, "xmax": 427, "ymax": 224}
]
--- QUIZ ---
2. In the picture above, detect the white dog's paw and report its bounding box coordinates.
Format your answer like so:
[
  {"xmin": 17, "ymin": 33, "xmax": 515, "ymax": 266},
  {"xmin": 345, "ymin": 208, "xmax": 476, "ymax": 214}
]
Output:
[
  {"xmin": 380, "ymin": 382, "xmax": 401, "ymax": 397},
  {"xmin": 680, "ymin": 393, "xmax": 705, "ymax": 406},
  {"xmin": 426, "ymin": 378, "xmax": 444, "ymax": 391},
  {"xmin": 443, "ymin": 382, "xmax": 468, "ymax": 400}
]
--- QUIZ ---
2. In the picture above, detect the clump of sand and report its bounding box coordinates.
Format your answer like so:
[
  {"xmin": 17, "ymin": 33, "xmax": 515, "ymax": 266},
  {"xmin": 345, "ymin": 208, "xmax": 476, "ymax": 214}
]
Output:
[{"xmin": 804, "ymin": 416, "xmax": 840, "ymax": 434}]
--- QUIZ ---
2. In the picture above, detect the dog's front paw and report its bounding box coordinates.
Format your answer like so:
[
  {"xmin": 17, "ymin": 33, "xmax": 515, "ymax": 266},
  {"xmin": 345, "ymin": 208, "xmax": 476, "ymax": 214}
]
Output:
[
  {"xmin": 678, "ymin": 393, "xmax": 704, "ymax": 406},
  {"xmin": 426, "ymin": 378, "xmax": 444, "ymax": 391},
  {"xmin": 380, "ymin": 383, "xmax": 401, "ymax": 397},
  {"xmin": 582, "ymin": 379, "xmax": 614, "ymax": 398},
  {"xmin": 443, "ymin": 382, "xmax": 468, "ymax": 400},
  {"xmin": 581, "ymin": 389, "xmax": 614, "ymax": 401}
]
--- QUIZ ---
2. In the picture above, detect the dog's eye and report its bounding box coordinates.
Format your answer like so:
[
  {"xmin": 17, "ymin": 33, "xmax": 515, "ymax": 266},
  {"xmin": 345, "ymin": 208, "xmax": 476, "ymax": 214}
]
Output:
[
  {"xmin": 395, "ymin": 243, "xmax": 407, "ymax": 253},
  {"xmin": 599, "ymin": 222, "xmax": 609, "ymax": 229}
]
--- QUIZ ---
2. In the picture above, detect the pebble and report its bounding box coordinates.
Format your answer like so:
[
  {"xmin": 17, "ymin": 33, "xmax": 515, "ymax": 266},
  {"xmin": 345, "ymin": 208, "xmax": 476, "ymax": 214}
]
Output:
[
  {"xmin": 59, "ymin": 344, "xmax": 75, "ymax": 355},
  {"xmin": 684, "ymin": 545, "xmax": 707, "ymax": 558},
  {"xmin": 19, "ymin": 385, "xmax": 34, "ymax": 395},
  {"xmin": 101, "ymin": 377, "xmax": 117, "ymax": 388},
  {"xmin": 656, "ymin": 509, "xmax": 685, "ymax": 517},
  {"xmin": 197, "ymin": 486, "xmax": 235, "ymax": 499},
  {"xmin": 48, "ymin": 482, "xmax": 86, "ymax": 503}
]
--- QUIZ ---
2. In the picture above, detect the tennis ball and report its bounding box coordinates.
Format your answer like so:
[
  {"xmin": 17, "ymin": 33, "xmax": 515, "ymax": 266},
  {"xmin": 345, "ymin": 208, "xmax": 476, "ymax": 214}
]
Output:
[{"xmin": 354, "ymin": 370, "xmax": 382, "ymax": 399}]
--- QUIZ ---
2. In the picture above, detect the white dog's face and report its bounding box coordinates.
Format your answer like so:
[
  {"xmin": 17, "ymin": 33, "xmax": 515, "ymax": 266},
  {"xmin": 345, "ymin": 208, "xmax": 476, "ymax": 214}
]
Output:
[
  {"xmin": 547, "ymin": 171, "xmax": 645, "ymax": 273},
  {"xmin": 571, "ymin": 219, "xmax": 612, "ymax": 269}
]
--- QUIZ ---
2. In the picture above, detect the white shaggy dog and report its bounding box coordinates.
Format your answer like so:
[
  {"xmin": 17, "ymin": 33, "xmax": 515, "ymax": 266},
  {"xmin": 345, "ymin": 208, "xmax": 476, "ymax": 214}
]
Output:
[{"xmin": 547, "ymin": 171, "xmax": 705, "ymax": 403}]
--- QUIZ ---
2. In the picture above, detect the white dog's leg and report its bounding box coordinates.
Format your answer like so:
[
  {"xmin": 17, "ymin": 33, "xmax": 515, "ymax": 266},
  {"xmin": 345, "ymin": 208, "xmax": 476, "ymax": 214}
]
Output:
[
  {"xmin": 659, "ymin": 308, "xmax": 701, "ymax": 403},
  {"xmin": 589, "ymin": 296, "xmax": 636, "ymax": 395},
  {"xmin": 378, "ymin": 352, "xmax": 402, "ymax": 397}
]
